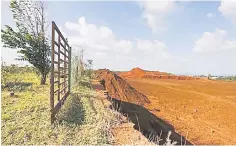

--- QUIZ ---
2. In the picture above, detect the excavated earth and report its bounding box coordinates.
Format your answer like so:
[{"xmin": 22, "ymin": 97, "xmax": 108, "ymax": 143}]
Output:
[
  {"xmin": 119, "ymin": 67, "xmax": 204, "ymax": 80},
  {"xmin": 91, "ymin": 81, "xmax": 153, "ymax": 145},
  {"xmin": 94, "ymin": 69, "xmax": 192, "ymax": 145},
  {"xmin": 127, "ymin": 78, "xmax": 236, "ymax": 144},
  {"xmin": 117, "ymin": 67, "xmax": 236, "ymax": 144},
  {"xmin": 95, "ymin": 68, "xmax": 236, "ymax": 144},
  {"xmin": 95, "ymin": 69, "xmax": 150, "ymax": 105}
]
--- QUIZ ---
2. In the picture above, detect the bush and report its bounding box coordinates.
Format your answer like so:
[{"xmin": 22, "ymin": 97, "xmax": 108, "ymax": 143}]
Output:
[{"xmin": 1, "ymin": 65, "xmax": 36, "ymax": 91}]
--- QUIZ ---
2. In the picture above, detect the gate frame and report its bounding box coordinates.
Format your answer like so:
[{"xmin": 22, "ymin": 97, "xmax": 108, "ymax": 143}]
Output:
[{"xmin": 50, "ymin": 21, "xmax": 72, "ymax": 124}]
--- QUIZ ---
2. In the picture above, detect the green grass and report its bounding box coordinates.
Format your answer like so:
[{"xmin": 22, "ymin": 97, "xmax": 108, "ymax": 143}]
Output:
[{"xmin": 1, "ymin": 71, "xmax": 119, "ymax": 144}]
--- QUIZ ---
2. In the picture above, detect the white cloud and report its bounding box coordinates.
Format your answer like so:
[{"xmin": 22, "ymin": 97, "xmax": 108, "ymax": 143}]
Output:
[
  {"xmin": 65, "ymin": 17, "xmax": 132, "ymax": 55},
  {"xmin": 136, "ymin": 39, "xmax": 167, "ymax": 53},
  {"xmin": 206, "ymin": 13, "xmax": 215, "ymax": 18},
  {"xmin": 136, "ymin": 39, "xmax": 171, "ymax": 60},
  {"xmin": 193, "ymin": 29, "xmax": 236, "ymax": 52},
  {"xmin": 63, "ymin": 17, "xmax": 171, "ymax": 70},
  {"xmin": 95, "ymin": 52, "xmax": 107, "ymax": 58},
  {"xmin": 138, "ymin": 1, "xmax": 176, "ymax": 33},
  {"xmin": 218, "ymin": 0, "xmax": 236, "ymax": 24}
]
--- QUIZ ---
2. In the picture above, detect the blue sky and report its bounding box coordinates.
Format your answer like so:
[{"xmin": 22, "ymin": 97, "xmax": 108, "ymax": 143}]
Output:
[{"xmin": 1, "ymin": 1, "xmax": 236, "ymax": 76}]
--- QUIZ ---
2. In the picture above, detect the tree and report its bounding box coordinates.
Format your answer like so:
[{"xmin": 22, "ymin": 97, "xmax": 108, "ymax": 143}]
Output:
[
  {"xmin": 85, "ymin": 59, "xmax": 93, "ymax": 78},
  {"xmin": 71, "ymin": 46, "xmax": 94, "ymax": 85},
  {"xmin": 79, "ymin": 48, "xmax": 85, "ymax": 76},
  {"xmin": 1, "ymin": 0, "xmax": 50, "ymax": 85}
]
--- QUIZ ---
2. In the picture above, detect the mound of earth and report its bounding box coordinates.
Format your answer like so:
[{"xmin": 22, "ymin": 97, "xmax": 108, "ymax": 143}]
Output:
[
  {"xmin": 119, "ymin": 67, "xmax": 172, "ymax": 79},
  {"xmin": 119, "ymin": 67, "xmax": 146, "ymax": 78},
  {"xmin": 95, "ymin": 69, "xmax": 150, "ymax": 105},
  {"xmin": 119, "ymin": 67, "xmax": 202, "ymax": 80},
  {"xmin": 143, "ymin": 75, "xmax": 201, "ymax": 80},
  {"xmin": 145, "ymin": 71, "xmax": 172, "ymax": 76}
]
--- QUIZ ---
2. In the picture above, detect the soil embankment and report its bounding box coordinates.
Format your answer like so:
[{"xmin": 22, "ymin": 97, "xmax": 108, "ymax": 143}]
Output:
[
  {"xmin": 95, "ymin": 69, "xmax": 150, "ymax": 105},
  {"xmin": 91, "ymin": 80, "xmax": 153, "ymax": 145},
  {"xmin": 95, "ymin": 69, "xmax": 192, "ymax": 145}
]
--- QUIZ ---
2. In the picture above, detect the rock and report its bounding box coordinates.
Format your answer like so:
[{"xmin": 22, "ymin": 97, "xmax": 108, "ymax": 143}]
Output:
[{"xmin": 10, "ymin": 91, "xmax": 14, "ymax": 97}]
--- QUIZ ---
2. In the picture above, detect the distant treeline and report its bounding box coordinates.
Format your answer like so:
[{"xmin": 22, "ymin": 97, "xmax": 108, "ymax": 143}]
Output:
[
  {"xmin": 1, "ymin": 64, "xmax": 37, "ymax": 74},
  {"xmin": 216, "ymin": 76, "xmax": 236, "ymax": 81}
]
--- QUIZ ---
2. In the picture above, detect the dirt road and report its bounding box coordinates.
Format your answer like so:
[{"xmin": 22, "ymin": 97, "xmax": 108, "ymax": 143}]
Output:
[{"xmin": 126, "ymin": 79, "xmax": 236, "ymax": 144}]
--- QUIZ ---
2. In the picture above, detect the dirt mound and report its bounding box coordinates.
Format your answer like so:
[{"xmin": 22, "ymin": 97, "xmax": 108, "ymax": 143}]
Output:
[
  {"xmin": 95, "ymin": 69, "xmax": 150, "ymax": 105},
  {"xmin": 119, "ymin": 67, "xmax": 202, "ymax": 80},
  {"xmin": 146, "ymin": 71, "xmax": 171, "ymax": 76},
  {"xmin": 119, "ymin": 67, "xmax": 146, "ymax": 78},
  {"xmin": 143, "ymin": 75, "xmax": 201, "ymax": 80},
  {"xmin": 119, "ymin": 67, "xmax": 170, "ymax": 78}
]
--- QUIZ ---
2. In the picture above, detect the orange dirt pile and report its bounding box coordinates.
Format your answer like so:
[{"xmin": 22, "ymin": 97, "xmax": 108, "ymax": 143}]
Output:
[
  {"xmin": 95, "ymin": 69, "xmax": 150, "ymax": 105},
  {"xmin": 127, "ymin": 78, "xmax": 236, "ymax": 144},
  {"xmin": 143, "ymin": 75, "xmax": 201, "ymax": 80},
  {"xmin": 119, "ymin": 67, "xmax": 146, "ymax": 78},
  {"xmin": 119, "ymin": 67, "xmax": 202, "ymax": 80}
]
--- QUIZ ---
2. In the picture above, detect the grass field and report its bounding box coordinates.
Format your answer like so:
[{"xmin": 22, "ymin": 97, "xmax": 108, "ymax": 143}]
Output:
[
  {"xmin": 127, "ymin": 78, "xmax": 236, "ymax": 144},
  {"xmin": 1, "ymin": 71, "xmax": 119, "ymax": 145}
]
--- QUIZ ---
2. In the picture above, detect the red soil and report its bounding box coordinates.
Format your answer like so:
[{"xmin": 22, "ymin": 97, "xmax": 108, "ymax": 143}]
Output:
[
  {"xmin": 119, "ymin": 67, "xmax": 202, "ymax": 80},
  {"xmin": 95, "ymin": 69, "xmax": 150, "ymax": 105},
  {"xmin": 127, "ymin": 78, "xmax": 236, "ymax": 144},
  {"xmin": 94, "ymin": 68, "xmax": 236, "ymax": 144},
  {"xmin": 119, "ymin": 67, "xmax": 146, "ymax": 78},
  {"xmin": 94, "ymin": 69, "xmax": 192, "ymax": 145}
]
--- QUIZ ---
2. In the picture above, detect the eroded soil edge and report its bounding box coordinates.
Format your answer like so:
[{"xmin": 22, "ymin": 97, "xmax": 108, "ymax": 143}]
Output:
[{"xmin": 95, "ymin": 69, "xmax": 193, "ymax": 145}]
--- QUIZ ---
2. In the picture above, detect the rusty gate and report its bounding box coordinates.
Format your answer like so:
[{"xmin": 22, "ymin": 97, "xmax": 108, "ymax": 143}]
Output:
[{"xmin": 50, "ymin": 21, "xmax": 71, "ymax": 124}]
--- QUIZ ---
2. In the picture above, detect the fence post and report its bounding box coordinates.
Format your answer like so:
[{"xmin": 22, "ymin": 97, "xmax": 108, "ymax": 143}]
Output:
[
  {"xmin": 50, "ymin": 21, "xmax": 55, "ymax": 124},
  {"xmin": 68, "ymin": 46, "xmax": 72, "ymax": 93}
]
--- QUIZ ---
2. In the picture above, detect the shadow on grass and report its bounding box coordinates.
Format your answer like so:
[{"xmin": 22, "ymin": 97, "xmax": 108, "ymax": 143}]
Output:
[
  {"xmin": 56, "ymin": 87, "xmax": 99, "ymax": 126},
  {"xmin": 108, "ymin": 96, "xmax": 193, "ymax": 145},
  {"xmin": 79, "ymin": 81, "xmax": 92, "ymax": 88},
  {"xmin": 56, "ymin": 92, "xmax": 85, "ymax": 125},
  {"xmin": 3, "ymin": 82, "xmax": 33, "ymax": 91}
]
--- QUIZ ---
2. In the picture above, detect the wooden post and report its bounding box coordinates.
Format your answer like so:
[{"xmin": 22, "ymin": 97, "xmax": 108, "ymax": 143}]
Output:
[
  {"xmin": 58, "ymin": 36, "xmax": 61, "ymax": 101},
  {"xmin": 63, "ymin": 41, "xmax": 66, "ymax": 94},
  {"xmin": 68, "ymin": 47, "xmax": 72, "ymax": 93},
  {"xmin": 50, "ymin": 21, "xmax": 55, "ymax": 124}
]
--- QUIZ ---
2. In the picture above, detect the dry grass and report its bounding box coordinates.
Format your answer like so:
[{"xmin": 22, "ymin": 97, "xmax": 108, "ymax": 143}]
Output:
[
  {"xmin": 1, "ymin": 71, "xmax": 121, "ymax": 145},
  {"xmin": 1, "ymin": 68, "xmax": 178, "ymax": 145}
]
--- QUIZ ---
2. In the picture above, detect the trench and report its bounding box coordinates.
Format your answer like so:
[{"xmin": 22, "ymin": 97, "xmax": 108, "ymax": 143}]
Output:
[
  {"xmin": 95, "ymin": 69, "xmax": 193, "ymax": 145},
  {"xmin": 106, "ymin": 94, "xmax": 193, "ymax": 145}
]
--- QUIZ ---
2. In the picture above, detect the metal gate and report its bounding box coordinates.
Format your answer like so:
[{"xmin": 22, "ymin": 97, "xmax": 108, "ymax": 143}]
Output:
[{"xmin": 50, "ymin": 21, "xmax": 71, "ymax": 124}]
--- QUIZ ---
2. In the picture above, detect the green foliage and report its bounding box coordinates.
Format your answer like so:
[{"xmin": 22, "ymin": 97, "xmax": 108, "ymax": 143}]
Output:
[
  {"xmin": 71, "ymin": 55, "xmax": 80, "ymax": 85},
  {"xmin": 71, "ymin": 49, "xmax": 94, "ymax": 86},
  {"xmin": 84, "ymin": 59, "xmax": 94, "ymax": 78},
  {"xmin": 1, "ymin": 0, "xmax": 50, "ymax": 84},
  {"xmin": 216, "ymin": 76, "xmax": 236, "ymax": 81},
  {"xmin": 1, "ymin": 65, "xmax": 36, "ymax": 91}
]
